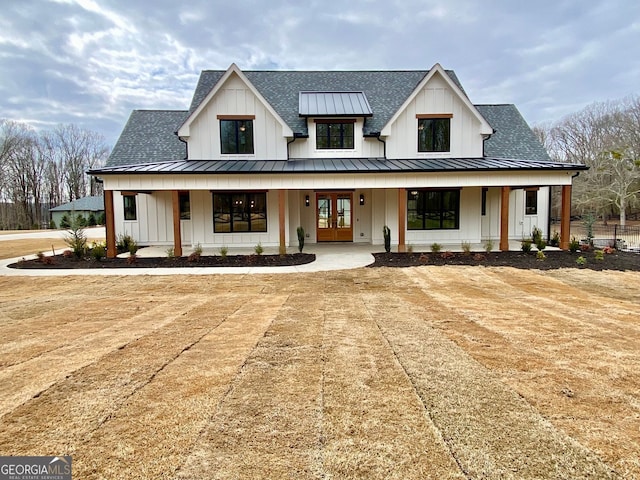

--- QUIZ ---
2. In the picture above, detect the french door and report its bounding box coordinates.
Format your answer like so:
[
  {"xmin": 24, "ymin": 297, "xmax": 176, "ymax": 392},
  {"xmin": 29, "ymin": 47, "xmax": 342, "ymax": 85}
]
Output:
[{"xmin": 316, "ymin": 192, "xmax": 353, "ymax": 242}]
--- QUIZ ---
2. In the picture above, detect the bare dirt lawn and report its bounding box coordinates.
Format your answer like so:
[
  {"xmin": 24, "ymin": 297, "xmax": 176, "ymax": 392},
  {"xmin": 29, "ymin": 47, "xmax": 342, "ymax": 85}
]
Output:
[{"xmin": 0, "ymin": 266, "xmax": 638, "ymax": 479}]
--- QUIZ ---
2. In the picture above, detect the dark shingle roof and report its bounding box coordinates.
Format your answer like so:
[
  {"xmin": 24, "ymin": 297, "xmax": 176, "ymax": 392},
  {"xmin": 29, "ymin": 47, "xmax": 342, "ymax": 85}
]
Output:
[
  {"xmin": 92, "ymin": 157, "xmax": 585, "ymax": 176},
  {"xmin": 107, "ymin": 110, "xmax": 187, "ymax": 166},
  {"xmin": 187, "ymin": 69, "xmax": 465, "ymax": 136},
  {"xmin": 49, "ymin": 195, "xmax": 104, "ymax": 212},
  {"xmin": 477, "ymin": 104, "xmax": 551, "ymax": 161}
]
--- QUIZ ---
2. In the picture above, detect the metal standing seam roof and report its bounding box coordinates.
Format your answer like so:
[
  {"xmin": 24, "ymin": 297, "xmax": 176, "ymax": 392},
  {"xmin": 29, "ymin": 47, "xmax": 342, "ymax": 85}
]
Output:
[
  {"xmin": 298, "ymin": 92, "xmax": 373, "ymax": 117},
  {"xmin": 91, "ymin": 157, "xmax": 586, "ymax": 176}
]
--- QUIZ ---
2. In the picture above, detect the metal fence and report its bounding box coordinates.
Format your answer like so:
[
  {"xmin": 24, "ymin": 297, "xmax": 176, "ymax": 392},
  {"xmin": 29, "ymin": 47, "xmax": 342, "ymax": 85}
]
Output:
[{"xmin": 568, "ymin": 223, "xmax": 640, "ymax": 252}]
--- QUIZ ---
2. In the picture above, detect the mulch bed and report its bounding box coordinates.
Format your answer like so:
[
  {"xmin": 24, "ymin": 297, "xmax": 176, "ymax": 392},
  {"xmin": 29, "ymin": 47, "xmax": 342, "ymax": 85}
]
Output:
[
  {"xmin": 369, "ymin": 250, "xmax": 640, "ymax": 271},
  {"xmin": 9, "ymin": 253, "xmax": 316, "ymax": 269}
]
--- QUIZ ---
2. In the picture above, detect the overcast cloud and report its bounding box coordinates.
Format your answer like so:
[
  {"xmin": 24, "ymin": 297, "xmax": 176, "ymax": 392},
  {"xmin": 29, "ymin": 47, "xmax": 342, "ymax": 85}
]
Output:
[{"xmin": 1, "ymin": 0, "xmax": 639, "ymax": 146}]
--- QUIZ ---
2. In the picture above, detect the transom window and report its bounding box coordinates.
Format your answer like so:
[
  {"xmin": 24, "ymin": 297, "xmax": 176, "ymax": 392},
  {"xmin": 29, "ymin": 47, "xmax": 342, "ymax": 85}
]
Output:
[
  {"xmin": 407, "ymin": 189, "xmax": 460, "ymax": 230},
  {"xmin": 417, "ymin": 116, "xmax": 451, "ymax": 152},
  {"xmin": 219, "ymin": 118, "xmax": 254, "ymax": 154},
  {"xmin": 316, "ymin": 120, "xmax": 355, "ymax": 149},
  {"xmin": 213, "ymin": 192, "xmax": 267, "ymax": 233}
]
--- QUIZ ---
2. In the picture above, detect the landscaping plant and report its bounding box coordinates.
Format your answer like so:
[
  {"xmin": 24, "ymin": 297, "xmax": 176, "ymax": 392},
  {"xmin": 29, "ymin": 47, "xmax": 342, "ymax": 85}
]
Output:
[
  {"xmin": 297, "ymin": 226, "xmax": 305, "ymax": 253},
  {"xmin": 383, "ymin": 225, "xmax": 391, "ymax": 253},
  {"xmin": 430, "ymin": 243, "xmax": 442, "ymax": 253},
  {"xmin": 64, "ymin": 217, "xmax": 88, "ymax": 258}
]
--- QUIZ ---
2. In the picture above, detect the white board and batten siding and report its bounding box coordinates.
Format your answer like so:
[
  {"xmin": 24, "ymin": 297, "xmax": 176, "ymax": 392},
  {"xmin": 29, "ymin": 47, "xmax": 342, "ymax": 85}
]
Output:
[
  {"xmin": 186, "ymin": 73, "xmax": 288, "ymax": 160},
  {"xmin": 385, "ymin": 72, "xmax": 485, "ymax": 159}
]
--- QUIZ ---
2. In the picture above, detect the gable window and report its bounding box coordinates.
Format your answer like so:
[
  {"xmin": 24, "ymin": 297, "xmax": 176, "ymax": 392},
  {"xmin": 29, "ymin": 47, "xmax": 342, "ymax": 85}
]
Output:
[
  {"xmin": 179, "ymin": 191, "xmax": 190, "ymax": 220},
  {"xmin": 525, "ymin": 189, "xmax": 538, "ymax": 215},
  {"xmin": 417, "ymin": 114, "xmax": 451, "ymax": 152},
  {"xmin": 316, "ymin": 120, "xmax": 355, "ymax": 149},
  {"xmin": 407, "ymin": 189, "xmax": 460, "ymax": 230},
  {"xmin": 123, "ymin": 194, "xmax": 137, "ymax": 221},
  {"xmin": 213, "ymin": 192, "xmax": 267, "ymax": 233},
  {"xmin": 219, "ymin": 116, "xmax": 254, "ymax": 154}
]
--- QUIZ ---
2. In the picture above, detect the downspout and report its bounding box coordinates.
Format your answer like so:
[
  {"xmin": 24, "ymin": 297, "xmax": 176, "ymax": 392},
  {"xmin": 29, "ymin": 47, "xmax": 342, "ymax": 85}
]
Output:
[
  {"xmin": 175, "ymin": 132, "xmax": 188, "ymax": 160},
  {"xmin": 286, "ymin": 133, "xmax": 308, "ymax": 160},
  {"xmin": 372, "ymin": 132, "xmax": 386, "ymax": 159}
]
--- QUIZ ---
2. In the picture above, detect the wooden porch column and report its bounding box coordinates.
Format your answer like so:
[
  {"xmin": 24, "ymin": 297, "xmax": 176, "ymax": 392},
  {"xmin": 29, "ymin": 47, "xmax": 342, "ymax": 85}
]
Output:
[
  {"xmin": 560, "ymin": 185, "xmax": 572, "ymax": 250},
  {"xmin": 171, "ymin": 190, "xmax": 182, "ymax": 257},
  {"xmin": 499, "ymin": 186, "xmax": 510, "ymax": 251},
  {"xmin": 279, "ymin": 189, "xmax": 286, "ymax": 250},
  {"xmin": 398, "ymin": 188, "xmax": 406, "ymax": 252},
  {"xmin": 104, "ymin": 190, "xmax": 117, "ymax": 258}
]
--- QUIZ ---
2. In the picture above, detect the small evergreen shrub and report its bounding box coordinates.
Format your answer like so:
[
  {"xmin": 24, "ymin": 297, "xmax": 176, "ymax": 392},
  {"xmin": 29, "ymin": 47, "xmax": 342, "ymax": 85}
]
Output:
[
  {"xmin": 430, "ymin": 243, "xmax": 442, "ymax": 253},
  {"xmin": 461, "ymin": 241, "xmax": 472, "ymax": 255},
  {"xmin": 166, "ymin": 247, "xmax": 175, "ymax": 259},
  {"xmin": 116, "ymin": 234, "xmax": 137, "ymax": 255},
  {"xmin": 569, "ymin": 236, "xmax": 580, "ymax": 253},
  {"xmin": 484, "ymin": 239, "xmax": 494, "ymax": 253},
  {"xmin": 532, "ymin": 226, "xmax": 543, "ymax": 245},
  {"xmin": 49, "ymin": 219, "xmax": 56, "ymax": 229},
  {"xmin": 254, "ymin": 242, "xmax": 264, "ymax": 255},
  {"xmin": 549, "ymin": 230, "xmax": 560, "ymax": 247},
  {"xmin": 535, "ymin": 238, "xmax": 547, "ymax": 251},
  {"xmin": 521, "ymin": 239, "xmax": 533, "ymax": 253},
  {"xmin": 220, "ymin": 246, "xmax": 228, "ymax": 258},
  {"xmin": 91, "ymin": 242, "xmax": 106, "ymax": 261},
  {"xmin": 297, "ymin": 226, "xmax": 305, "ymax": 253},
  {"xmin": 64, "ymin": 217, "xmax": 88, "ymax": 258},
  {"xmin": 576, "ymin": 256, "xmax": 587, "ymax": 266},
  {"xmin": 88, "ymin": 213, "xmax": 97, "ymax": 227},
  {"xmin": 536, "ymin": 250, "xmax": 546, "ymax": 261},
  {"xmin": 60, "ymin": 215, "xmax": 70, "ymax": 229},
  {"xmin": 383, "ymin": 225, "xmax": 391, "ymax": 253}
]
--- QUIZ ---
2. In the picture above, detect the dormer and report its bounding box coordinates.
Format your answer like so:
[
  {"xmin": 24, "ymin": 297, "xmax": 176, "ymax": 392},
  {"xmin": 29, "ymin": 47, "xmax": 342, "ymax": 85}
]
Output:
[{"xmin": 293, "ymin": 91, "xmax": 378, "ymax": 158}]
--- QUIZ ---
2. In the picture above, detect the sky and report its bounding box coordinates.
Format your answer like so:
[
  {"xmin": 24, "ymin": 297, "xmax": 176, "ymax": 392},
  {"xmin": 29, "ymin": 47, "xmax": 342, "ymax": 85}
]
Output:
[{"xmin": 1, "ymin": 0, "xmax": 639, "ymax": 148}]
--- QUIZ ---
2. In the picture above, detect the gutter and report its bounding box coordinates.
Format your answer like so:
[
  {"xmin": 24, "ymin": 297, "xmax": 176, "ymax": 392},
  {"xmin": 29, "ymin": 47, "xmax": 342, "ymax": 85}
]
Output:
[
  {"xmin": 175, "ymin": 132, "xmax": 188, "ymax": 160},
  {"xmin": 366, "ymin": 132, "xmax": 386, "ymax": 159}
]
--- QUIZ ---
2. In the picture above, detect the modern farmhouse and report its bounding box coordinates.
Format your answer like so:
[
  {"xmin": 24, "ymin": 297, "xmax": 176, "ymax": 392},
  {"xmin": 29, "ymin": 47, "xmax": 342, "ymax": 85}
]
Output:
[{"xmin": 90, "ymin": 63, "xmax": 586, "ymax": 257}]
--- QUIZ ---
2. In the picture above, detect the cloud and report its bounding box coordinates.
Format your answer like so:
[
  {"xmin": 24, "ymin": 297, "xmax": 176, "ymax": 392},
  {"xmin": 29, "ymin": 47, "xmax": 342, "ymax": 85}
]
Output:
[{"xmin": 1, "ymin": 0, "xmax": 638, "ymax": 146}]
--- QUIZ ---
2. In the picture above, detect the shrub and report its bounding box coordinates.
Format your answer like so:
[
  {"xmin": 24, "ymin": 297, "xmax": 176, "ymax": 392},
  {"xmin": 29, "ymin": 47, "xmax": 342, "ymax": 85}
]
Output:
[
  {"xmin": 430, "ymin": 242, "xmax": 442, "ymax": 253},
  {"xmin": 88, "ymin": 213, "xmax": 96, "ymax": 226},
  {"xmin": 187, "ymin": 251, "xmax": 200, "ymax": 262},
  {"xmin": 535, "ymin": 238, "xmax": 547, "ymax": 251},
  {"xmin": 116, "ymin": 234, "xmax": 137, "ymax": 255},
  {"xmin": 97, "ymin": 212, "xmax": 106, "ymax": 225},
  {"xmin": 406, "ymin": 244, "xmax": 413, "ymax": 254},
  {"xmin": 254, "ymin": 242, "xmax": 264, "ymax": 255},
  {"xmin": 441, "ymin": 251, "xmax": 455, "ymax": 260},
  {"xmin": 297, "ymin": 226, "xmax": 305, "ymax": 253},
  {"xmin": 126, "ymin": 253, "xmax": 138, "ymax": 265},
  {"xmin": 473, "ymin": 253, "xmax": 486, "ymax": 262},
  {"xmin": 594, "ymin": 250, "xmax": 604, "ymax": 261},
  {"xmin": 36, "ymin": 251, "xmax": 45, "ymax": 262},
  {"xmin": 569, "ymin": 236, "xmax": 580, "ymax": 253},
  {"xmin": 383, "ymin": 225, "xmax": 391, "ymax": 253},
  {"xmin": 75, "ymin": 214, "xmax": 87, "ymax": 227},
  {"xmin": 91, "ymin": 242, "xmax": 106, "ymax": 261},
  {"xmin": 536, "ymin": 250, "xmax": 546, "ymax": 261},
  {"xmin": 576, "ymin": 256, "xmax": 587, "ymax": 266},
  {"xmin": 62, "ymin": 249, "xmax": 73, "ymax": 258},
  {"xmin": 220, "ymin": 246, "xmax": 228, "ymax": 258},
  {"xmin": 461, "ymin": 241, "xmax": 472, "ymax": 255},
  {"xmin": 166, "ymin": 247, "xmax": 175, "ymax": 259},
  {"xmin": 484, "ymin": 239, "xmax": 494, "ymax": 253},
  {"xmin": 550, "ymin": 230, "xmax": 560, "ymax": 247},
  {"xmin": 64, "ymin": 217, "xmax": 88, "ymax": 258},
  {"xmin": 49, "ymin": 219, "xmax": 56, "ymax": 229},
  {"xmin": 532, "ymin": 226, "xmax": 543, "ymax": 245},
  {"xmin": 521, "ymin": 238, "xmax": 533, "ymax": 253},
  {"xmin": 419, "ymin": 253, "xmax": 429, "ymax": 264},
  {"xmin": 583, "ymin": 213, "xmax": 596, "ymax": 245},
  {"xmin": 194, "ymin": 242, "xmax": 203, "ymax": 256},
  {"xmin": 60, "ymin": 214, "xmax": 70, "ymax": 229}
]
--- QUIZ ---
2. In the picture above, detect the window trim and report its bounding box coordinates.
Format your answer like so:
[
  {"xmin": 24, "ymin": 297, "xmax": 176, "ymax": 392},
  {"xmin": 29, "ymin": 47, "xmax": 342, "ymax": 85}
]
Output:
[
  {"xmin": 218, "ymin": 116, "xmax": 255, "ymax": 155},
  {"xmin": 212, "ymin": 191, "xmax": 267, "ymax": 233},
  {"xmin": 525, "ymin": 189, "xmax": 538, "ymax": 215},
  {"xmin": 416, "ymin": 114, "xmax": 452, "ymax": 153},
  {"xmin": 123, "ymin": 194, "xmax": 137, "ymax": 221},
  {"xmin": 407, "ymin": 188, "xmax": 460, "ymax": 230},
  {"xmin": 314, "ymin": 119, "xmax": 356, "ymax": 150}
]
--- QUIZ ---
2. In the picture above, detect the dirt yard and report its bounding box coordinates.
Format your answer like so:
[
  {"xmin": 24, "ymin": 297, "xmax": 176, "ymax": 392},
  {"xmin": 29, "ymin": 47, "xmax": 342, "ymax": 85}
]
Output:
[{"xmin": 0, "ymin": 266, "xmax": 638, "ymax": 479}]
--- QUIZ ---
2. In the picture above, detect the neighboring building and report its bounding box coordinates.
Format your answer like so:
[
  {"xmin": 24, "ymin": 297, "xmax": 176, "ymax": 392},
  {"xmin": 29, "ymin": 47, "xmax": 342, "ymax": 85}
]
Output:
[
  {"xmin": 90, "ymin": 63, "xmax": 585, "ymax": 257},
  {"xmin": 49, "ymin": 195, "xmax": 104, "ymax": 228}
]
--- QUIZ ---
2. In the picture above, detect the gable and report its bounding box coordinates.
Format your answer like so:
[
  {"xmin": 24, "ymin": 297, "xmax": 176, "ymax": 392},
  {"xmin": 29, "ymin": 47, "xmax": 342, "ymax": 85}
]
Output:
[{"xmin": 380, "ymin": 64, "xmax": 493, "ymax": 137}]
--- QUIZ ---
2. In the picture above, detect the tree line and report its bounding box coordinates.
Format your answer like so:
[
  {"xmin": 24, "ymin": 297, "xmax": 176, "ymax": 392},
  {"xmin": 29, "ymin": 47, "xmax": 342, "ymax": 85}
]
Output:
[
  {"xmin": 0, "ymin": 120, "xmax": 109, "ymax": 229},
  {"xmin": 534, "ymin": 95, "xmax": 640, "ymax": 225}
]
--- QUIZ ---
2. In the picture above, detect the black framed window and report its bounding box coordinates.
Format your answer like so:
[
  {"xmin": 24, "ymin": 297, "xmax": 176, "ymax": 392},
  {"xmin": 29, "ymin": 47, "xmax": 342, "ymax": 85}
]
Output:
[
  {"xmin": 316, "ymin": 121, "xmax": 354, "ymax": 149},
  {"xmin": 407, "ymin": 189, "xmax": 460, "ymax": 230},
  {"xmin": 123, "ymin": 195, "xmax": 137, "ymax": 221},
  {"xmin": 220, "ymin": 119, "xmax": 254, "ymax": 154},
  {"xmin": 179, "ymin": 192, "xmax": 190, "ymax": 220},
  {"xmin": 213, "ymin": 192, "xmax": 267, "ymax": 233},
  {"xmin": 418, "ymin": 118, "xmax": 450, "ymax": 152},
  {"xmin": 481, "ymin": 187, "xmax": 488, "ymax": 216},
  {"xmin": 525, "ymin": 190, "xmax": 538, "ymax": 215}
]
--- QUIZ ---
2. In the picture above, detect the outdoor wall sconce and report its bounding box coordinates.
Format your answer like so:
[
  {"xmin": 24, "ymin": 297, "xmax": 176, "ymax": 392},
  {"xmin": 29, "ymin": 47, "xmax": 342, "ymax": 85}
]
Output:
[
  {"xmin": 359, "ymin": 194, "xmax": 365, "ymax": 205},
  {"xmin": 305, "ymin": 195, "xmax": 310, "ymax": 207}
]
